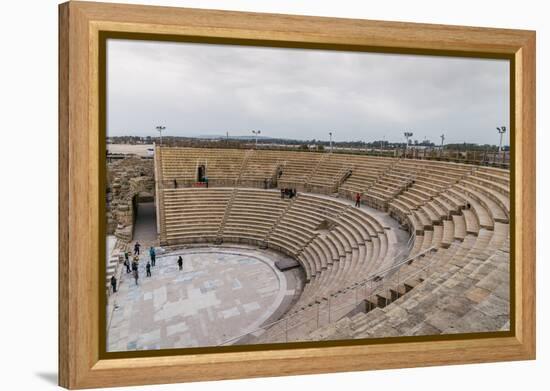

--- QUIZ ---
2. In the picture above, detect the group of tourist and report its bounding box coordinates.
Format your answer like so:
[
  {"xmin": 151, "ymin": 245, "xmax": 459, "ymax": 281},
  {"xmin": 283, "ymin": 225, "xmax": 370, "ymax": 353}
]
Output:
[
  {"xmin": 110, "ymin": 242, "xmax": 156, "ymax": 292},
  {"xmin": 110, "ymin": 242, "xmax": 186, "ymax": 294}
]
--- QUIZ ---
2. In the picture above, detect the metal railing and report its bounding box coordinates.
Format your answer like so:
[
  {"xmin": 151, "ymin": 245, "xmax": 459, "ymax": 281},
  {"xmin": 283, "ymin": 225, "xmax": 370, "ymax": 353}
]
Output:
[{"xmin": 218, "ymin": 244, "xmax": 437, "ymax": 346}]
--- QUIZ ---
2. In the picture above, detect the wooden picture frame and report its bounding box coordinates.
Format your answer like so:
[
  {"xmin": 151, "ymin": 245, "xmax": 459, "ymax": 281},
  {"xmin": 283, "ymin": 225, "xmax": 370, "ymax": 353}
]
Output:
[{"xmin": 59, "ymin": 1, "xmax": 536, "ymax": 389}]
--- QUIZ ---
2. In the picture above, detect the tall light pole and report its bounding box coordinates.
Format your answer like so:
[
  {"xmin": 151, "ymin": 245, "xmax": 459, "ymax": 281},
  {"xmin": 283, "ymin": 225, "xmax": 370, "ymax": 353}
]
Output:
[
  {"xmin": 404, "ymin": 131, "xmax": 413, "ymax": 157},
  {"xmin": 497, "ymin": 126, "xmax": 507, "ymax": 165},
  {"xmin": 156, "ymin": 125, "xmax": 166, "ymax": 147},
  {"xmin": 496, "ymin": 126, "xmax": 506, "ymax": 153},
  {"xmin": 252, "ymin": 130, "xmax": 261, "ymax": 148},
  {"xmin": 329, "ymin": 132, "xmax": 333, "ymax": 153},
  {"xmin": 440, "ymin": 134, "xmax": 445, "ymax": 149}
]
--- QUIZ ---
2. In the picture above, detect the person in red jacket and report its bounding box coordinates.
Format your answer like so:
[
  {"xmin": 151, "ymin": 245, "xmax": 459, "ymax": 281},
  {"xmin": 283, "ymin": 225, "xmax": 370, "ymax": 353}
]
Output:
[{"xmin": 355, "ymin": 192, "xmax": 361, "ymax": 208}]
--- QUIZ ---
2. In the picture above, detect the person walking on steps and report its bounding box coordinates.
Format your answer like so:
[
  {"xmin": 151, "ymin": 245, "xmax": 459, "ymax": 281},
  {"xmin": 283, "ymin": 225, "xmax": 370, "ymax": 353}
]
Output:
[
  {"xmin": 146, "ymin": 261, "xmax": 152, "ymax": 277},
  {"xmin": 132, "ymin": 255, "xmax": 139, "ymax": 273},
  {"xmin": 133, "ymin": 269, "xmax": 139, "ymax": 285},
  {"xmin": 124, "ymin": 252, "xmax": 131, "ymax": 272},
  {"xmin": 355, "ymin": 192, "xmax": 361, "ymax": 208},
  {"xmin": 149, "ymin": 246, "xmax": 156, "ymax": 267},
  {"xmin": 134, "ymin": 241, "xmax": 141, "ymax": 255},
  {"xmin": 110, "ymin": 275, "xmax": 117, "ymax": 293},
  {"xmin": 124, "ymin": 258, "xmax": 131, "ymax": 273},
  {"xmin": 177, "ymin": 256, "xmax": 183, "ymax": 271}
]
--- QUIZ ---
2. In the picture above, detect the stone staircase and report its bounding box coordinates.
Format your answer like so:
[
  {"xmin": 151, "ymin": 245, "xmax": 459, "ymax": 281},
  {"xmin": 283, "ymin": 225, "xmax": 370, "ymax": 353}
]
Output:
[
  {"xmin": 262, "ymin": 196, "xmax": 297, "ymax": 247},
  {"xmin": 304, "ymin": 153, "xmax": 329, "ymax": 188},
  {"xmin": 216, "ymin": 188, "xmax": 238, "ymax": 243},
  {"xmin": 235, "ymin": 149, "xmax": 254, "ymax": 185}
]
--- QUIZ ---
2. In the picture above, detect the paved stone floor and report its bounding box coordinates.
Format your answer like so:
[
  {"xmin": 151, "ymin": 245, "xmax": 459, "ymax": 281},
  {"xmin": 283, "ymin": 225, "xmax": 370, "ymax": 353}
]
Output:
[{"xmin": 107, "ymin": 246, "xmax": 303, "ymax": 351}]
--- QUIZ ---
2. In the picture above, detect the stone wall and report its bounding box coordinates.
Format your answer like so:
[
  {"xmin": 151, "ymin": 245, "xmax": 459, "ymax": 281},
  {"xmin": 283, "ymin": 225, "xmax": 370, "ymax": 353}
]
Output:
[{"xmin": 106, "ymin": 156, "xmax": 155, "ymax": 241}]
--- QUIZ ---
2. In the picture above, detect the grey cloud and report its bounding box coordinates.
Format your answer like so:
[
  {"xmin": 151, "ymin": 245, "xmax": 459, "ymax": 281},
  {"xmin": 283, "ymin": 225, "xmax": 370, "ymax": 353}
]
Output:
[{"xmin": 107, "ymin": 39, "xmax": 509, "ymax": 145}]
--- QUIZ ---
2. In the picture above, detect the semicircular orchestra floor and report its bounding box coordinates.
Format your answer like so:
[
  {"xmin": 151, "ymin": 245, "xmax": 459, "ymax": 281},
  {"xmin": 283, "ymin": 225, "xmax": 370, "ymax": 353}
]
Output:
[{"xmin": 107, "ymin": 246, "xmax": 304, "ymax": 351}]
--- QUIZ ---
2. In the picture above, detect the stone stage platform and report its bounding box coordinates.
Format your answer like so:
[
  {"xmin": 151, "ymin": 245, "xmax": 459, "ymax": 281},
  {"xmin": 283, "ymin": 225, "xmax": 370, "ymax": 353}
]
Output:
[{"xmin": 107, "ymin": 245, "xmax": 304, "ymax": 351}]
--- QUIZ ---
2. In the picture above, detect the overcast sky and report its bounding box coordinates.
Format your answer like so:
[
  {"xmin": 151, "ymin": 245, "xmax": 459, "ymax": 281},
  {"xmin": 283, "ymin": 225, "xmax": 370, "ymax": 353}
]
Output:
[{"xmin": 107, "ymin": 39, "xmax": 510, "ymax": 145}]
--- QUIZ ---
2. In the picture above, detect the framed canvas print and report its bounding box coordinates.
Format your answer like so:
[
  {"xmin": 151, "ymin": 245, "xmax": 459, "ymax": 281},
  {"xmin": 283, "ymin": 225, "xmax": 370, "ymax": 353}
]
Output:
[{"xmin": 58, "ymin": 1, "xmax": 536, "ymax": 389}]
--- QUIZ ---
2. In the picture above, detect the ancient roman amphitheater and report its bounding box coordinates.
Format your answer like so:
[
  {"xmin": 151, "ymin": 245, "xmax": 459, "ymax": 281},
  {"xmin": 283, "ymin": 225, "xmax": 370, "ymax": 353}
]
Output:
[{"xmin": 106, "ymin": 146, "xmax": 510, "ymax": 351}]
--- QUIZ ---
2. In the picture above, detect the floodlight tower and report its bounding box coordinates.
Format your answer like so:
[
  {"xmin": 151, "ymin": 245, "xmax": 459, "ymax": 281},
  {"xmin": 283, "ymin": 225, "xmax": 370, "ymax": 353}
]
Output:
[
  {"xmin": 156, "ymin": 125, "xmax": 166, "ymax": 146},
  {"xmin": 404, "ymin": 131, "xmax": 413, "ymax": 156},
  {"xmin": 252, "ymin": 130, "xmax": 261, "ymax": 148},
  {"xmin": 496, "ymin": 126, "xmax": 507, "ymax": 153},
  {"xmin": 440, "ymin": 134, "xmax": 445, "ymax": 149},
  {"xmin": 329, "ymin": 132, "xmax": 333, "ymax": 153}
]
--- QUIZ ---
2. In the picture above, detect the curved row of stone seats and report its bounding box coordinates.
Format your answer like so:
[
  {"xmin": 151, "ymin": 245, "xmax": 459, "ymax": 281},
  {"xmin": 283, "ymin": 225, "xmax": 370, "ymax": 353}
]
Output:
[
  {"xmin": 389, "ymin": 160, "xmax": 472, "ymax": 201},
  {"xmin": 395, "ymin": 225, "xmax": 507, "ymax": 333},
  {"xmin": 266, "ymin": 194, "xmax": 351, "ymax": 276},
  {"xmin": 387, "ymin": 165, "xmax": 509, "ymax": 240},
  {"xmin": 159, "ymin": 147, "xmax": 246, "ymax": 186},
  {"xmin": 306, "ymin": 155, "xmax": 351, "ymax": 193},
  {"xmin": 362, "ymin": 161, "xmax": 423, "ymax": 206},
  {"xmin": 276, "ymin": 152, "xmax": 323, "ymax": 189},
  {"xmin": 305, "ymin": 233, "xmax": 359, "ymax": 297},
  {"xmin": 360, "ymin": 158, "xmax": 469, "ymax": 209},
  {"xmin": 394, "ymin": 194, "xmax": 472, "ymax": 241},
  {"xmin": 238, "ymin": 151, "xmax": 284, "ymax": 185},
  {"xmin": 290, "ymin": 204, "xmax": 396, "ymax": 311},
  {"xmin": 220, "ymin": 189, "xmax": 290, "ymax": 243},
  {"xmin": 158, "ymin": 147, "xmax": 390, "ymax": 194},
  {"xmin": 452, "ymin": 214, "xmax": 467, "ymax": 241},
  {"xmin": 157, "ymin": 148, "xmax": 506, "ymax": 213},
  {"xmin": 256, "ymin": 192, "xmax": 394, "ymax": 310},
  {"xmin": 265, "ymin": 247, "xmax": 416, "ymax": 342},
  {"xmin": 473, "ymin": 166, "xmax": 510, "ymax": 185},
  {"xmin": 307, "ymin": 222, "xmax": 509, "ymax": 341},
  {"xmin": 446, "ymin": 188, "xmax": 492, "ymax": 230},
  {"xmin": 468, "ymin": 170, "xmax": 510, "ymax": 193},
  {"xmin": 162, "ymin": 188, "xmax": 233, "ymax": 244},
  {"xmin": 419, "ymin": 160, "xmax": 473, "ymax": 177},
  {"xmin": 454, "ymin": 182, "xmax": 508, "ymax": 224},
  {"xmin": 410, "ymin": 227, "xmax": 442, "ymax": 257},
  {"xmin": 254, "ymin": 230, "xmax": 422, "ymax": 344},
  {"xmin": 304, "ymin": 154, "xmax": 393, "ymax": 194},
  {"xmin": 296, "ymin": 225, "xmax": 382, "ymax": 307},
  {"xmin": 338, "ymin": 162, "xmax": 391, "ymax": 196},
  {"xmin": 307, "ymin": 154, "xmax": 392, "ymax": 195},
  {"xmin": 460, "ymin": 177, "xmax": 509, "ymax": 222}
]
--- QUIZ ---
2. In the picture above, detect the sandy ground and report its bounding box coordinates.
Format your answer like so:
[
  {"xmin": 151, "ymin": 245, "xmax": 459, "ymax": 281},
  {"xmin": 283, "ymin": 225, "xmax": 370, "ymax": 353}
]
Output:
[{"xmin": 107, "ymin": 143, "xmax": 155, "ymax": 156}]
